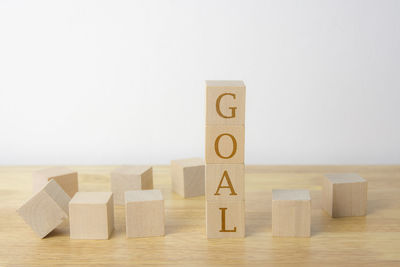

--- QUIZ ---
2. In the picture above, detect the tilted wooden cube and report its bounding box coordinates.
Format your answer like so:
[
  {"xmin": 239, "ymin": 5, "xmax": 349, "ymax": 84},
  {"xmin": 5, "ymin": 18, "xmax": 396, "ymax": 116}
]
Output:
[
  {"xmin": 69, "ymin": 192, "xmax": 114, "ymax": 239},
  {"xmin": 125, "ymin": 190, "xmax": 165, "ymax": 238},
  {"xmin": 111, "ymin": 165, "xmax": 153, "ymax": 205},
  {"xmin": 322, "ymin": 173, "xmax": 367, "ymax": 217},
  {"xmin": 272, "ymin": 189, "xmax": 311, "ymax": 237},
  {"xmin": 17, "ymin": 180, "xmax": 71, "ymax": 238},
  {"xmin": 171, "ymin": 158, "xmax": 205, "ymax": 198},
  {"xmin": 33, "ymin": 166, "xmax": 78, "ymax": 198}
]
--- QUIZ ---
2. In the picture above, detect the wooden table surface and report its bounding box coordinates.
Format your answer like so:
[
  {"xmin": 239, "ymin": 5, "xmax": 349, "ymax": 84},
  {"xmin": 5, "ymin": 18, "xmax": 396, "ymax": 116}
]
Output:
[{"xmin": 0, "ymin": 165, "xmax": 399, "ymax": 266}]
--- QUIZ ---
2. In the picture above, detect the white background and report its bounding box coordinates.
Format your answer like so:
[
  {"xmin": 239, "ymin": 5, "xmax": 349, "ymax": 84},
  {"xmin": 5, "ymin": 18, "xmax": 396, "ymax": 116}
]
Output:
[{"xmin": 0, "ymin": 0, "xmax": 399, "ymax": 165}]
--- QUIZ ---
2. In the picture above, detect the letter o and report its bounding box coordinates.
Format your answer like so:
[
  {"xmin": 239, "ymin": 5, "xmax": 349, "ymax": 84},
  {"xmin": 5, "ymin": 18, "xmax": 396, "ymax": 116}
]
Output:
[{"xmin": 214, "ymin": 133, "xmax": 237, "ymax": 159}]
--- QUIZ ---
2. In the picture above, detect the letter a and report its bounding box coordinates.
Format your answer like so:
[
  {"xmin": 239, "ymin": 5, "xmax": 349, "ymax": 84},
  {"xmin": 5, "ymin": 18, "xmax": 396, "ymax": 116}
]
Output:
[{"xmin": 214, "ymin": 170, "xmax": 237, "ymax": 196}]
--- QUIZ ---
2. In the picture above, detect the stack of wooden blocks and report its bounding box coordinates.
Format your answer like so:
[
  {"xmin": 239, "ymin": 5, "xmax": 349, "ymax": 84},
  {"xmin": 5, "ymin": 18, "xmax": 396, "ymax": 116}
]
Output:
[
  {"xmin": 205, "ymin": 80, "xmax": 246, "ymax": 238},
  {"xmin": 15, "ymin": 81, "xmax": 370, "ymax": 241}
]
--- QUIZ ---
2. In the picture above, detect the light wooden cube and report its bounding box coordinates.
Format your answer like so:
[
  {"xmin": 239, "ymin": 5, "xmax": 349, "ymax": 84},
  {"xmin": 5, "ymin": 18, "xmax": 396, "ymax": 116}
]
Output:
[
  {"xmin": 111, "ymin": 165, "xmax": 153, "ymax": 205},
  {"xmin": 272, "ymin": 189, "xmax": 311, "ymax": 237},
  {"xmin": 17, "ymin": 180, "xmax": 71, "ymax": 238},
  {"xmin": 171, "ymin": 158, "xmax": 205, "ymax": 198},
  {"xmin": 206, "ymin": 200, "xmax": 245, "ymax": 238},
  {"xmin": 206, "ymin": 164, "xmax": 244, "ymax": 201},
  {"xmin": 33, "ymin": 166, "xmax": 78, "ymax": 198},
  {"xmin": 205, "ymin": 125, "xmax": 245, "ymax": 164},
  {"xmin": 322, "ymin": 173, "xmax": 367, "ymax": 217},
  {"xmin": 205, "ymin": 80, "xmax": 246, "ymax": 125},
  {"xmin": 69, "ymin": 192, "xmax": 114, "ymax": 239},
  {"xmin": 125, "ymin": 190, "xmax": 165, "ymax": 238}
]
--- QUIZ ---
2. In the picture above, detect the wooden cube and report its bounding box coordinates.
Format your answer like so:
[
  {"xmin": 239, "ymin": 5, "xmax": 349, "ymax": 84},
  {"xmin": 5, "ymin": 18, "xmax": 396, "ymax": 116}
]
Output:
[
  {"xmin": 205, "ymin": 125, "xmax": 245, "ymax": 164},
  {"xmin": 69, "ymin": 192, "xmax": 114, "ymax": 239},
  {"xmin": 111, "ymin": 165, "xmax": 153, "ymax": 205},
  {"xmin": 17, "ymin": 180, "xmax": 71, "ymax": 238},
  {"xmin": 171, "ymin": 158, "xmax": 205, "ymax": 198},
  {"xmin": 206, "ymin": 164, "xmax": 244, "ymax": 201},
  {"xmin": 272, "ymin": 189, "xmax": 311, "ymax": 237},
  {"xmin": 206, "ymin": 200, "xmax": 245, "ymax": 238},
  {"xmin": 205, "ymin": 80, "xmax": 246, "ymax": 125},
  {"xmin": 33, "ymin": 166, "xmax": 78, "ymax": 198},
  {"xmin": 125, "ymin": 190, "xmax": 165, "ymax": 238},
  {"xmin": 322, "ymin": 173, "xmax": 367, "ymax": 217}
]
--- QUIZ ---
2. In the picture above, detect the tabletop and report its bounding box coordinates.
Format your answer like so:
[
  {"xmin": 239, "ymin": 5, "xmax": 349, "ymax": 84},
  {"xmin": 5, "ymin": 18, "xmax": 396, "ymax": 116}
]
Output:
[{"xmin": 0, "ymin": 165, "xmax": 399, "ymax": 266}]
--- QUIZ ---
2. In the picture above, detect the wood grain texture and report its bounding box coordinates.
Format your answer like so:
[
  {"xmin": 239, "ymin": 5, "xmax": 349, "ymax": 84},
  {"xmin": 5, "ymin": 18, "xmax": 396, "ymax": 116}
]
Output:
[
  {"xmin": 206, "ymin": 164, "xmax": 245, "ymax": 201},
  {"xmin": 32, "ymin": 166, "xmax": 78, "ymax": 198},
  {"xmin": 69, "ymin": 192, "xmax": 114, "ymax": 240},
  {"xmin": 1, "ymin": 165, "xmax": 400, "ymax": 265},
  {"xmin": 17, "ymin": 179, "xmax": 70, "ymax": 238},
  {"xmin": 125, "ymin": 189, "xmax": 165, "ymax": 238},
  {"xmin": 323, "ymin": 173, "xmax": 368, "ymax": 217},
  {"xmin": 205, "ymin": 80, "xmax": 246, "ymax": 239},
  {"xmin": 205, "ymin": 125, "xmax": 245, "ymax": 164},
  {"xmin": 111, "ymin": 165, "xmax": 153, "ymax": 205},
  {"xmin": 206, "ymin": 200, "xmax": 245, "ymax": 238},
  {"xmin": 205, "ymin": 80, "xmax": 246, "ymax": 125},
  {"xmin": 272, "ymin": 189, "xmax": 311, "ymax": 237},
  {"xmin": 170, "ymin": 158, "xmax": 205, "ymax": 198}
]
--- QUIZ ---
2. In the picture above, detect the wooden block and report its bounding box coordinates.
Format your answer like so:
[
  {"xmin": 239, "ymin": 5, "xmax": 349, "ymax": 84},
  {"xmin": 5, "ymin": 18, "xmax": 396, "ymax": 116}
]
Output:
[
  {"xmin": 205, "ymin": 80, "xmax": 246, "ymax": 125},
  {"xmin": 69, "ymin": 192, "xmax": 114, "ymax": 239},
  {"xmin": 205, "ymin": 125, "xmax": 245, "ymax": 164},
  {"xmin": 322, "ymin": 173, "xmax": 367, "ymax": 217},
  {"xmin": 170, "ymin": 158, "xmax": 205, "ymax": 198},
  {"xmin": 206, "ymin": 164, "xmax": 244, "ymax": 201},
  {"xmin": 17, "ymin": 180, "xmax": 71, "ymax": 238},
  {"xmin": 33, "ymin": 166, "xmax": 78, "ymax": 198},
  {"xmin": 272, "ymin": 189, "xmax": 311, "ymax": 237},
  {"xmin": 111, "ymin": 165, "xmax": 153, "ymax": 205},
  {"xmin": 125, "ymin": 190, "xmax": 165, "ymax": 238},
  {"xmin": 206, "ymin": 200, "xmax": 245, "ymax": 238}
]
